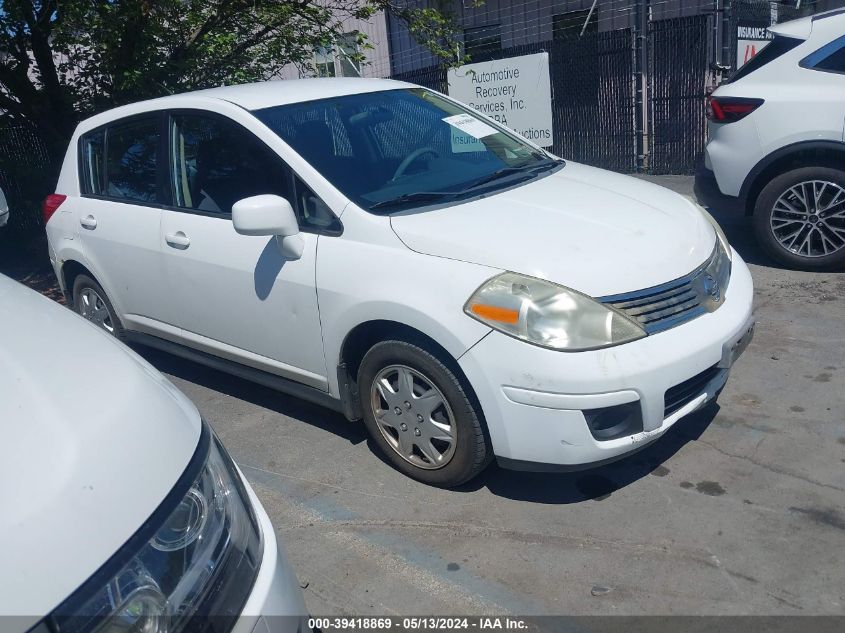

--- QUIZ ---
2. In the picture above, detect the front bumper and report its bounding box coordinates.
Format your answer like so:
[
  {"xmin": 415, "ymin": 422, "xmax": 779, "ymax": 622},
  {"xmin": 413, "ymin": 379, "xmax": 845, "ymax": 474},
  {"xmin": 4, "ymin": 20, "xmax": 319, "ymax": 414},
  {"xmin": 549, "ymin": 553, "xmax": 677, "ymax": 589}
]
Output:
[
  {"xmin": 458, "ymin": 251, "xmax": 754, "ymax": 469},
  {"xmin": 694, "ymin": 162, "xmax": 745, "ymax": 215},
  {"xmin": 233, "ymin": 475, "xmax": 309, "ymax": 633}
]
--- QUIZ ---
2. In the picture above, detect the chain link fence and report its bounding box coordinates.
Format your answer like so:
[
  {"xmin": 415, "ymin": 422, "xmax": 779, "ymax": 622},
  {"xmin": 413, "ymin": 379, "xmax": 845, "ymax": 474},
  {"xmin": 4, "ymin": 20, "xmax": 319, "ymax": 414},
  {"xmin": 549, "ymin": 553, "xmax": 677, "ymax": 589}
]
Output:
[
  {"xmin": 392, "ymin": 0, "xmax": 839, "ymax": 176},
  {"xmin": 394, "ymin": 29, "xmax": 636, "ymax": 172},
  {"xmin": 0, "ymin": 124, "xmax": 52, "ymax": 237},
  {"xmin": 648, "ymin": 15, "xmax": 711, "ymax": 175}
]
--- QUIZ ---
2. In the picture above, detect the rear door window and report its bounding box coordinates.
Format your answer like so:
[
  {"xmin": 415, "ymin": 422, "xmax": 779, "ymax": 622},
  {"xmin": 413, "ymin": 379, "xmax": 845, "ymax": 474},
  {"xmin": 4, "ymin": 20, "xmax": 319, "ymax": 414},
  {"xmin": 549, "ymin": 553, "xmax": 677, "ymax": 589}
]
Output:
[{"xmin": 104, "ymin": 117, "xmax": 160, "ymax": 203}]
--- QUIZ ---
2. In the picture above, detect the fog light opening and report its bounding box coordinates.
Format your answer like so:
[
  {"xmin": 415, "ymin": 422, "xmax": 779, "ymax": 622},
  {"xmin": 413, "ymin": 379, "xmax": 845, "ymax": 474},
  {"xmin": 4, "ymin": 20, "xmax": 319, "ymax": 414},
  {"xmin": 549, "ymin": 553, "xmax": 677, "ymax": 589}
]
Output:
[{"xmin": 583, "ymin": 402, "xmax": 643, "ymax": 441}]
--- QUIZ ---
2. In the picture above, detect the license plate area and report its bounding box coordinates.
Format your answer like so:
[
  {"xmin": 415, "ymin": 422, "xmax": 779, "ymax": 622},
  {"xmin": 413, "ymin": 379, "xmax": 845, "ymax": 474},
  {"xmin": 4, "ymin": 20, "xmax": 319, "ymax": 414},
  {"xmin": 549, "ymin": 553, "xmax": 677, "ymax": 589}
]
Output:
[{"xmin": 719, "ymin": 319, "xmax": 755, "ymax": 369}]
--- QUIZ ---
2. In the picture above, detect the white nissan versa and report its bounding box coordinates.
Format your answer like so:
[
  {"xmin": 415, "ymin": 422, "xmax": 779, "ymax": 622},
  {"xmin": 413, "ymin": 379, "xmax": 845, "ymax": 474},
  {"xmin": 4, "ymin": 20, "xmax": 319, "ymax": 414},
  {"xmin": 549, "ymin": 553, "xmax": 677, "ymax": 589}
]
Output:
[
  {"xmin": 44, "ymin": 78, "xmax": 755, "ymax": 487},
  {"xmin": 0, "ymin": 275, "xmax": 308, "ymax": 631}
]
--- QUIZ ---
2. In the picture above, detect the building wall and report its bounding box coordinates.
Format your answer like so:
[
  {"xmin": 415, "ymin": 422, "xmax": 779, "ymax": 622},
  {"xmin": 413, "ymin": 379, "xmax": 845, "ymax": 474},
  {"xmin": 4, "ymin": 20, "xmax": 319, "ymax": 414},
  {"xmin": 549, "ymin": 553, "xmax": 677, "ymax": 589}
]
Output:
[
  {"xmin": 275, "ymin": 10, "xmax": 391, "ymax": 80},
  {"xmin": 387, "ymin": 0, "xmax": 717, "ymax": 75}
]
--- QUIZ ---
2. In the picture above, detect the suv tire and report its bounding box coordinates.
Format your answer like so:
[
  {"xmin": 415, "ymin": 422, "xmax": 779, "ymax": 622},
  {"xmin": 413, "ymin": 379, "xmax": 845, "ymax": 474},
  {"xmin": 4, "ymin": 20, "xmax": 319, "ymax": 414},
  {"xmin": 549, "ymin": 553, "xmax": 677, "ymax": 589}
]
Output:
[{"xmin": 753, "ymin": 166, "xmax": 845, "ymax": 271}]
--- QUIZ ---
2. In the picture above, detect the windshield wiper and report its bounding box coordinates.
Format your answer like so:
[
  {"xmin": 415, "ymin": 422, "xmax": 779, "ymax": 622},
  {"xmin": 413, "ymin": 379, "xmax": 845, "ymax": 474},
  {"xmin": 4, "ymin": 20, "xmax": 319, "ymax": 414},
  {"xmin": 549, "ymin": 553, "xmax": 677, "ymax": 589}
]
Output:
[
  {"xmin": 463, "ymin": 159, "xmax": 564, "ymax": 191},
  {"xmin": 368, "ymin": 190, "xmax": 457, "ymax": 212},
  {"xmin": 367, "ymin": 159, "xmax": 564, "ymax": 213}
]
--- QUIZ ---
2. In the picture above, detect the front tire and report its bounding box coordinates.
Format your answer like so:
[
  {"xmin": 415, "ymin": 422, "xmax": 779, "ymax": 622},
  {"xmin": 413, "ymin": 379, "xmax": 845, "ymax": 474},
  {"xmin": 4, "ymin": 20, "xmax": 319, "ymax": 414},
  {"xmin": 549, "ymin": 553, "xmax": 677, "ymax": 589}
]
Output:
[
  {"xmin": 72, "ymin": 274, "xmax": 126, "ymax": 340},
  {"xmin": 358, "ymin": 340, "xmax": 491, "ymax": 487},
  {"xmin": 753, "ymin": 167, "xmax": 845, "ymax": 271}
]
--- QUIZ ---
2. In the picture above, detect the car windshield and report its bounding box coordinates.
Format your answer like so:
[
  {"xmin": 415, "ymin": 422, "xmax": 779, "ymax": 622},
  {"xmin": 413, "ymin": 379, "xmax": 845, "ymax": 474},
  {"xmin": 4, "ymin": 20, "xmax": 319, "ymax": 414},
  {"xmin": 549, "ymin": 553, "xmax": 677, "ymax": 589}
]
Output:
[{"xmin": 253, "ymin": 88, "xmax": 562, "ymax": 213}]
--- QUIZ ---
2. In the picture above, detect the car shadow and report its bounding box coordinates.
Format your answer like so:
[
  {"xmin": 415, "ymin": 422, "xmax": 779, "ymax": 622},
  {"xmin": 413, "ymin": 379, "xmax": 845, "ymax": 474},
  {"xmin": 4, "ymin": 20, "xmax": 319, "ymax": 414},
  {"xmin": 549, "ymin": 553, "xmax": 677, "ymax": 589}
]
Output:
[
  {"xmin": 133, "ymin": 345, "xmax": 367, "ymax": 445},
  {"xmin": 133, "ymin": 342, "xmax": 719, "ymax": 503},
  {"xmin": 456, "ymin": 401, "xmax": 721, "ymax": 504},
  {"xmin": 706, "ymin": 206, "xmax": 775, "ymax": 268}
]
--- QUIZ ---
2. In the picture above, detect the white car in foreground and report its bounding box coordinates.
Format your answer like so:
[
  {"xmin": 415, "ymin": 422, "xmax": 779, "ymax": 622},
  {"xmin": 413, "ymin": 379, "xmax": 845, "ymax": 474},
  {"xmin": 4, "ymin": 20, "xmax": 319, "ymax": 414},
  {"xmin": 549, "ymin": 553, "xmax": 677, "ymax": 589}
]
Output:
[
  {"xmin": 0, "ymin": 275, "xmax": 307, "ymax": 631},
  {"xmin": 45, "ymin": 78, "xmax": 754, "ymax": 487},
  {"xmin": 696, "ymin": 9, "xmax": 845, "ymax": 270}
]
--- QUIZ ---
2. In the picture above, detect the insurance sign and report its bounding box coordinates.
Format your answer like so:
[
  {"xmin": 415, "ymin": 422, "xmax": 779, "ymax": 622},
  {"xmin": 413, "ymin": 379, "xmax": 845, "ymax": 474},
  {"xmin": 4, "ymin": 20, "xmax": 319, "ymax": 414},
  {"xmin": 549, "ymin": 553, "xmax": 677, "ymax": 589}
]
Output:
[
  {"xmin": 736, "ymin": 24, "xmax": 773, "ymax": 68},
  {"xmin": 447, "ymin": 52, "xmax": 554, "ymax": 148}
]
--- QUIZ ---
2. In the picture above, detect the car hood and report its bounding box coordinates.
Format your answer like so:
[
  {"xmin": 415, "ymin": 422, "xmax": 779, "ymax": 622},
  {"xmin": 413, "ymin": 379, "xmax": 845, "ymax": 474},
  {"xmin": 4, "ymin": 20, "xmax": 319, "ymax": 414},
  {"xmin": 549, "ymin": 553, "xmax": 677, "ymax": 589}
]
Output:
[
  {"xmin": 389, "ymin": 162, "xmax": 716, "ymax": 297},
  {"xmin": 0, "ymin": 276, "xmax": 201, "ymax": 622}
]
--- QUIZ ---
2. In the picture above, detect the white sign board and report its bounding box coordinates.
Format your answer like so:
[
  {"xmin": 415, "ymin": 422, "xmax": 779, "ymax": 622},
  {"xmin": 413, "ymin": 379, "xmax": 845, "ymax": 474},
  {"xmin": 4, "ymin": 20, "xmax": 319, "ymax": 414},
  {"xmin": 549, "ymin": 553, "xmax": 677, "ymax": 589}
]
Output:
[
  {"xmin": 447, "ymin": 52, "xmax": 553, "ymax": 149},
  {"xmin": 736, "ymin": 25, "xmax": 772, "ymax": 68}
]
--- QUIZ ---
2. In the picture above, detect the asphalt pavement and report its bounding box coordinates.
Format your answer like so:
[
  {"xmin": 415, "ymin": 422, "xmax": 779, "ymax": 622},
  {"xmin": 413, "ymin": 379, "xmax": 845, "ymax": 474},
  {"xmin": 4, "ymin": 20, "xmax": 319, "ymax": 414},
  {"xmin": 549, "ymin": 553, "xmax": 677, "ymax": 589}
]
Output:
[{"xmin": 139, "ymin": 175, "xmax": 845, "ymax": 616}]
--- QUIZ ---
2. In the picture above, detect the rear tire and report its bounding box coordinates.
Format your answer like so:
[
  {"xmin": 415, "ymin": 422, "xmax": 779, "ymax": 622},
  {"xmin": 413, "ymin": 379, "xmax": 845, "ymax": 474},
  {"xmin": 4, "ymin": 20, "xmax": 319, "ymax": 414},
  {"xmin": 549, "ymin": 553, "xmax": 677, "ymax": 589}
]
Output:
[
  {"xmin": 72, "ymin": 274, "xmax": 126, "ymax": 340},
  {"xmin": 358, "ymin": 339, "xmax": 491, "ymax": 487},
  {"xmin": 753, "ymin": 167, "xmax": 845, "ymax": 271}
]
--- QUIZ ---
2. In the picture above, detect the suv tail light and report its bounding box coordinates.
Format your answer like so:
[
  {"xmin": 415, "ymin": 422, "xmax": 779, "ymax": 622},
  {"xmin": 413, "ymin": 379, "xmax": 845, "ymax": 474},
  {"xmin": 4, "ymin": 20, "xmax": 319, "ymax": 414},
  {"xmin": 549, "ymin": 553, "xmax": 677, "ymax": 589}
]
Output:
[
  {"xmin": 42, "ymin": 194, "xmax": 67, "ymax": 225},
  {"xmin": 706, "ymin": 97, "xmax": 764, "ymax": 123}
]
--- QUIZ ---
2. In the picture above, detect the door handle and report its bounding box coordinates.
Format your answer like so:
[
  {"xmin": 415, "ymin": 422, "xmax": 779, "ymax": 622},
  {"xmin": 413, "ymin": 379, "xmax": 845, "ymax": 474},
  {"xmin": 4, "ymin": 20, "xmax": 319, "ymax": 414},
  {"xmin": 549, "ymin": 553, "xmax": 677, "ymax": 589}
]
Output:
[
  {"xmin": 80, "ymin": 215, "xmax": 97, "ymax": 230},
  {"xmin": 165, "ymin": 231, "xmax": 190, "ymax": 249}
]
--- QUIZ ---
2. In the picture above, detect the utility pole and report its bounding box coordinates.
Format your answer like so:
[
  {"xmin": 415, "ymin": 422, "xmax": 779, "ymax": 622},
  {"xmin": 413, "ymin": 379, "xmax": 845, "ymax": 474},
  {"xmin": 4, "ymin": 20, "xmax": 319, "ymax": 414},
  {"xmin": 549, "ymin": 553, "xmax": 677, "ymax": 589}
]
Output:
[
  {"xmin": 720, "ymin": 0, "xmax": 732, "ymax": 70},
  {"xmin": 634, "ymin": 0, "xmax": 650, "ymax": 172}
]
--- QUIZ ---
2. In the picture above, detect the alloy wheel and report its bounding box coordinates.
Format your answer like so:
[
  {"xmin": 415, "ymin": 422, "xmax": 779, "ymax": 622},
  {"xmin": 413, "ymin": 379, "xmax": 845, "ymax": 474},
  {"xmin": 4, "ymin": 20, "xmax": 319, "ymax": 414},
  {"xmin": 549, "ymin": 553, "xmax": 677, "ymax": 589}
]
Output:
[
  {"xmin": 770, "ymin": 180, "xmax": 845, "ymax": 258},
  {"xmin": 370, "ymin": 364, "xmax": 457, "ymax": 470},
  {"xmin": 78, "ymin": 287, "xmax": 115, "ymax": 334}
]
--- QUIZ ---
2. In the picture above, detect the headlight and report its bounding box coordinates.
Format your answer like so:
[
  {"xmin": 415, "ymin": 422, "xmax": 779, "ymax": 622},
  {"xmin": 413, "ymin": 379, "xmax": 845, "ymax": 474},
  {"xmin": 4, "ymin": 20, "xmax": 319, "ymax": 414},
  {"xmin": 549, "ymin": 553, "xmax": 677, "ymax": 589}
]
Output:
[
  {"xmin": 699, "ymin": 206, "xmax": 732, "ymax": 261},
  {"xmin": 464, "ymin": 273, "xmax": 646, "ymax": 351},
  {"xmin": 49, "ymin": 424, "xmax": 262, "ymax": 633},
  {"xmin": 705, "ymin": 235, "xmax": 732, "ymax": 309}
]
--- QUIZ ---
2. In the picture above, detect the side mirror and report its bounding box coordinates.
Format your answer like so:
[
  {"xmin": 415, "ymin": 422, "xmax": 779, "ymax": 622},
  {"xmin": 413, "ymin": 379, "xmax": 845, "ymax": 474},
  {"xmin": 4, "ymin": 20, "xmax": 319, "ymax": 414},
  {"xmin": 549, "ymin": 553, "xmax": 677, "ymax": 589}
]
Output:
[{"xmin": 232, "ymin": 194, "xmax": 304, "ymax": 259}]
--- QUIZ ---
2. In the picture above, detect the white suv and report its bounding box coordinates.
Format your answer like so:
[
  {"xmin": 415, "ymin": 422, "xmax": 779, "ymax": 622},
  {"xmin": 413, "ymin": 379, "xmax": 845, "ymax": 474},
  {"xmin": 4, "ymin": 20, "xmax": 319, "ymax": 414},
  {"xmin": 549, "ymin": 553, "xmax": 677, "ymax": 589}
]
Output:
[
  {"xmin": 46, "ymin": 78, "xmax": 754, "ymax": 487},
  {"xmin": 696, "ymin": 9, "xmax": 845, "ymax": 270}
]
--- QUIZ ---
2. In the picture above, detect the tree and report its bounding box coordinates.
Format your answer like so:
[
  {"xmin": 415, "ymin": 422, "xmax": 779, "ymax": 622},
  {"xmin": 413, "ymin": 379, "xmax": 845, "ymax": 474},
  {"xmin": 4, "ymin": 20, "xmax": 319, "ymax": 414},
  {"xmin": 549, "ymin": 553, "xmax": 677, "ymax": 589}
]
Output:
[{"xmin": 0, "ymin": 0, "xmax": 468, "ymax": 161}]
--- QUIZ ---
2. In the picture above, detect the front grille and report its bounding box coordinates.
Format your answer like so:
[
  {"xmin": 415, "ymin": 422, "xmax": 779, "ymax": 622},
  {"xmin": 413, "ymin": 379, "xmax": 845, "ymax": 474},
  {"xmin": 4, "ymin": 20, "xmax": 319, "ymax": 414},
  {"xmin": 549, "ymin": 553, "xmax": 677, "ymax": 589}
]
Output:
[
  {"xmin": 664, "ymin": 364, "xmax": 723, "ymax": 417},
  {"xmin": 600, "ymin": 244, "xmax": 729, "ymax": 334}
]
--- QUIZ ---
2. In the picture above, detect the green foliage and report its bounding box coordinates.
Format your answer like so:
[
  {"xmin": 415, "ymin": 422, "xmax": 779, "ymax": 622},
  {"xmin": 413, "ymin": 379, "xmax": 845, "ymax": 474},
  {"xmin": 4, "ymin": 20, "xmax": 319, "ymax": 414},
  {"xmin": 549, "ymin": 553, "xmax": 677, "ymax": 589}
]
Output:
[{"xmin": 0, "ymin": 0, "xmax": 469, "ymax": 154}]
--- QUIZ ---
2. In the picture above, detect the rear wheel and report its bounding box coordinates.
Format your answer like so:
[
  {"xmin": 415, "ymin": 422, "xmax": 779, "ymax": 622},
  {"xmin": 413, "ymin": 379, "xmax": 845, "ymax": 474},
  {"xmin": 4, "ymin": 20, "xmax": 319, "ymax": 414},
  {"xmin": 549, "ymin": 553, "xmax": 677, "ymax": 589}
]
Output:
[
  {"xmin": 753, "ymin": 167, "xmax": 845, "ymax": 270},
  {"xmin": 358, "ymin": 340, "xmax": 491, "ymax": 487},
  {"xmin": 72, "ymin": 274, "xmax": 125, "ymax": 340}
]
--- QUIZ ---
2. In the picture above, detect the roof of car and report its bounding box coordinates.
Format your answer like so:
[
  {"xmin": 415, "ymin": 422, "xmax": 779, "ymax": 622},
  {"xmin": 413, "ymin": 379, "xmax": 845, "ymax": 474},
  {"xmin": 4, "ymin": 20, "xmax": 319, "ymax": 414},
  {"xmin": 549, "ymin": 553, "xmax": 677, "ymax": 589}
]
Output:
[
  {"xmin": 74, "ymin": 77, "xmax": 417, "ymax": 132},
  {"xmin": 769, "ymin": 8, "xmax": 845, "ymax": 39},
  {"xmin": 188, "ymin": 77, "xmax": 414, "ymax": 110}
]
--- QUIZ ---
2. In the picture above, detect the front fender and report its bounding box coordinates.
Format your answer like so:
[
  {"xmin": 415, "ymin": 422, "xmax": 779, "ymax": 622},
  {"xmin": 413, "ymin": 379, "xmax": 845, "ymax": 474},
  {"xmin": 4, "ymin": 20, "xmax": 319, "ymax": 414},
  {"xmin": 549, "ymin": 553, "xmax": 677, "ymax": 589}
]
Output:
[{"xmin": 316, "ymin": 236, "xmax": 496, "ymax": 398}]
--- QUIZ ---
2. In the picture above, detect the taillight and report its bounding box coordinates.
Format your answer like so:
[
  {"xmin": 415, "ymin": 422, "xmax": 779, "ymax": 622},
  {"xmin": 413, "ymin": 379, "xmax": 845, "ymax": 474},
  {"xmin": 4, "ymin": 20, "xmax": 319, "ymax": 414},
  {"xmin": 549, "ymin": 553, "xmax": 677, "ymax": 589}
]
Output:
[
  {"xmin": 42, "ymin": 194, "xmax": 67, "ymax": 225},
  {"xmin": 706, "ymin": 96, "xmax": 764, "ymax": 123}
]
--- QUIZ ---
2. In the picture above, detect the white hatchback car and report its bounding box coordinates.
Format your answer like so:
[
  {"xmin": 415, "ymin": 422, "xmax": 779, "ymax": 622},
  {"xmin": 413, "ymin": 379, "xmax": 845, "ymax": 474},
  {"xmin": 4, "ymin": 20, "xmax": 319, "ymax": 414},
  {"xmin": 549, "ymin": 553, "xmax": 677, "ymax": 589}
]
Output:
[
  {"xmin": 0, "ymin": 275, "xmax": 307, "ymax": 631},
  {"xmin": 46, "ymin": 78, "xmax": 754, "ymax": 487},
  {"xmin": 696, "ymin": 9, "xmax": 845, "ymax": 270}
]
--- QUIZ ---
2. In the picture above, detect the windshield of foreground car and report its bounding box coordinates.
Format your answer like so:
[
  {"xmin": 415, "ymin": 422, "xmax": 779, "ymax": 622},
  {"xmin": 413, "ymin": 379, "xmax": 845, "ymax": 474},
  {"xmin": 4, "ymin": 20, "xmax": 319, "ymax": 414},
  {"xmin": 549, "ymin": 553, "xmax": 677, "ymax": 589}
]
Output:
[{"xmin": 254, "ymin": 88, "xmax": 563, "ymax": 213}]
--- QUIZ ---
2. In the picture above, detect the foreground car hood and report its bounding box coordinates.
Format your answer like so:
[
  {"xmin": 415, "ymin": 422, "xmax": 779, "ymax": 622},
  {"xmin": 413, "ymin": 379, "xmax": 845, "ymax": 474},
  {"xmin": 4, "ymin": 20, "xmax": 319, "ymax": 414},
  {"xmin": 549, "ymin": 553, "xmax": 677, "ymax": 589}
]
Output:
[
  {"xmin": 390, "ymin": 162, "xmax": 716, "ymax": 296},
  {"xmin": 0, "ymin": 276, "xmax": 201, "ymax": 621}
]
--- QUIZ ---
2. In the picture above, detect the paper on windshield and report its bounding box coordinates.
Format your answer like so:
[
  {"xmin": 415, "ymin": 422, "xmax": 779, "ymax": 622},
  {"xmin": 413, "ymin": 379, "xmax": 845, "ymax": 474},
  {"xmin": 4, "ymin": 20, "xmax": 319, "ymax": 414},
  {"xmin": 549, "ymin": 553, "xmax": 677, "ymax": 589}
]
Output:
[{"xmin": 443, "ymin": 113, "xmax": 497, "ymax": 139}]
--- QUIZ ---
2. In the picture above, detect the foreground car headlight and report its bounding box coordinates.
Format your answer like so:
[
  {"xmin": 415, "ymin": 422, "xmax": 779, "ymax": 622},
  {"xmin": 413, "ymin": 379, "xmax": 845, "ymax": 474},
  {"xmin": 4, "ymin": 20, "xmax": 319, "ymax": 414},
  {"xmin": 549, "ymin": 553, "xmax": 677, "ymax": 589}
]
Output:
[
  {"xmin": 49, "ymin": 425, "xmax": 262, "ymax": 633},
  {"xmin": 464, "ymin": 273, "xmax": 646, "ymax": 351},
  {"xmin": 699, "ymin": 206, "xmax": 732, "ymax": 261}
]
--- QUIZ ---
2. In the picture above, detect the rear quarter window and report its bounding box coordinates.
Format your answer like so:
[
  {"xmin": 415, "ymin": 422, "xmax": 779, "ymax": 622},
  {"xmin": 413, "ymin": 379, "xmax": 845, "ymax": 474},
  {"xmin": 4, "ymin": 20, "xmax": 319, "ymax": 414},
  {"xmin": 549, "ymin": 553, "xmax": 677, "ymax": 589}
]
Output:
[
  {"xmin": 729, "ymin": 35, "xmax": 803, "ymax": 83},
  {"xmin": 80, "ymin": 129, "xmax": 106, "ymax": 195}
]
